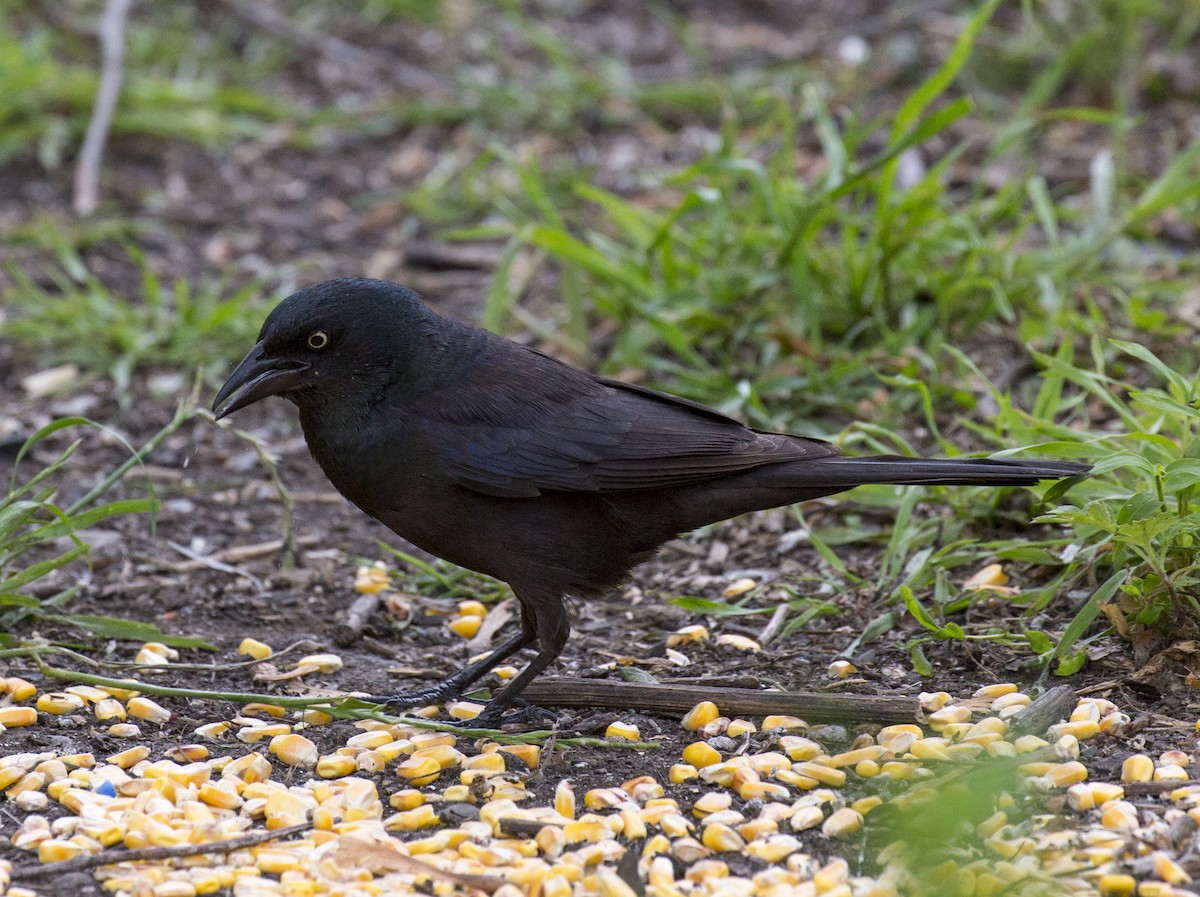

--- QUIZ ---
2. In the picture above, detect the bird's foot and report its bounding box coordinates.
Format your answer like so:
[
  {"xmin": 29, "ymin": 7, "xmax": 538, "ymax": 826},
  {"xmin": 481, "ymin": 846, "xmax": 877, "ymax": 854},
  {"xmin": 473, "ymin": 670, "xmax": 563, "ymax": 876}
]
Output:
[{"xmin": 367, "ymin": 685, "xmax": 459, "ymax": 712}]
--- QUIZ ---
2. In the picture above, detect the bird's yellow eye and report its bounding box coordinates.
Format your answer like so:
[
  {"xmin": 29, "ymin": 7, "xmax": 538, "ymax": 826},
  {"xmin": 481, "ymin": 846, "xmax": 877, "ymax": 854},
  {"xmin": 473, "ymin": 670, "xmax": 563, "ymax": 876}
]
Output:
[{"xmin": 307, "ymin": 331, "xmax": 329, "ymax": 350}]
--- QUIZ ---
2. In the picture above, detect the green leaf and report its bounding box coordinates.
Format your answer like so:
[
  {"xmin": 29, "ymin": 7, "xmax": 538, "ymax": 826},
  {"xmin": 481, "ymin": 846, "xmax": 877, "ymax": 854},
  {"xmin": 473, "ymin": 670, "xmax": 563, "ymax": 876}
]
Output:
[
  {"xmin": 43, "ymin": 613, "xmax": 216, "ymax": 649},
  {"xmin": 1051, "ymin": 569, "xmax": 1125, "ymax": 671},
  {"xmin": 668, "ymin": 596, "xmax": 769, "ymax": 617}
]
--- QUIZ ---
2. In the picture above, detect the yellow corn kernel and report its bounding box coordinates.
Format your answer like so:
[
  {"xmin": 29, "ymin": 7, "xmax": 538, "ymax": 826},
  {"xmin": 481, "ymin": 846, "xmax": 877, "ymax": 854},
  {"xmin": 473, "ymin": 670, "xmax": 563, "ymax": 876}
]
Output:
[
  {"xmin": 1122, "ymin": 754, "xmax": 1155, "ymax": 783},
  {"xmin": 702, "ymin": 823, "xmax": 745, "ymax": 852},
  {"xmin": 778, "ymin": 736, "xmax": 822, "ymax": 761},
  {"xmin": 6, "ymin": 677, "xmax": 38, "ymax": 701},
  {"xmin": 545, "ymin": 779, "xmax": 574, "ymax": 820},
  {"xmin": 852, "ymin": 795, "xmax": 882, "ymax": 816},
  {"xmin": 1097, "ymin": 874, "xmax": 1136, "ymax": 897},
  {"xmin": 855, "ymin": 760, "xmax": 881, "ymax": 778},
  {"xmin": 1047, "ymin": 720, "xmax": 1100, "ymax": 740},
  {"xmin": 316, "ymin": 755, "xmax": 357, "ymax": 779},
  {"xmin": 128, "ymin": 696, "xmax": 172, "ymax": 724},
  {"xmin": 747, "ymin": 834, "xmax": 801, "ymax": 863},
  {"xmin": 194, "ymin": 721, "xmax": 231, "ymax": 741},
  {"xmin": 692, "ymin": 791, "xmax": 731, "ymax": 818},
  {"xmin": 660, "ymin": 812, "xmax": 694, "ymax": 838},
  {"xmin": 270, "ymin": 734, "xmax": 318, "ymax": 767},
  {"xmin": 927, "ymin": 706, "xmax": 971, "ymax": 730},
  {"xmin": 813, "ymin": 858, "xmax": 849, "ymax": 891},
  {"xmin": 666, "ymin": 624, "xmax": 710, "ymax": 647},
  {"xmin": 716, "ymin": 633, "xmax": 760, "ymax": 652},
  {"xmin": 237, "ymin": 638, "xmax": 272, "ymax": 660},
  {"xmin": 384, "ymin": 804, "xmax": 439, "ymax": 831},
  {"xmin": 1152, "ymin": 850, "xmax": 1192, "ymax": 885},
  {"xmin": 669, "ymin": 764, "xmax": 697, "ymax": 784},
  {"xmin": 37, "ymin": 692, "xmax": 85, "ymax": 715},
  {"xmin": 106, "ymin": 746, "xmax": 149, "ymax": 769},
  {"xmin": 389, "ymin": 789, "xmax": 424, "ymax": 810},
  {"xmin": 738, "ymin": 781, "xmax": 790, "ymax": 801},
  {"xmin": 793, "ymin": 762, "xmax": 846, "ymax": 788},
  {"xmin": 1045, "ymin": 761, "xmax": 1088, "ymax": 787},
  {"xmin": 606, "ymin": 721, "xmax": 640, "ymax": 741},
  {"xmin": 829, "ymin": 746, "xmax": 886, "ymax": 768},
  {"xmin": 294, "ymin": 653, "xmax": 342, "ymax": 674},
  {"xmin": 107, "ymin": 722, "xmax": 141, "ymax": 738},
  {"xmin": 827, "ymin": 660, "xmax": 857, "ymax": 678},
  {"xmin": 0, "ymin": 707, "xmax": 38, "ymax": 727},
  {"xmin": 38, "ymin": 839, "xmax": 86, "ymax": 863},
  {"xmin": 762, "ymin": 715, "xmax": 806, "ymax": 732},
  {"xmin": 973, "ymin": 682, "xmax": 1018, "ymax": 700},
  {"xmin": 396, "ymin": 756, "xmax": 440, "ymax": 786},
  {"xmin": 683, "ymin": 742, "xmax": 722, "ymax": 769},
  {"xmin": 595, "ymin": 869, "xmax": 639, "ymax": 897},
  {"xmin": 134, "ymin": 645, "xmax": 171, "ymax": 666},
  {"xmin": 497, "ymin": 744, "xmax": 539, "ymax": 769},
  {"xmin": 825, "ymin": 805, "xmax": 864, "ymax": 839},
  {"xmin": 918, "ymin": 691, "xmax": 952, "ymax": 712},
  {"xmin": 448, "ymin": 615, "xmax": 482, "ymax": 639},
  {"xmin": 1155, "ymin": 765, "xmax": 1189, "ymax": 782},
  {"xmin": 442, "ymin": 700, "xmax": 482, "ymax": 721},
  {"xmin": 1100, "ymin": 800, "xmax": 1139, "ymax": 830},
  {"xmin": 725, "ymin": 718, "xmax": 757, "ymax": 738},
  {"xmin": 682, "ymin": 701, "xmax": 720, "ymax": 731},
  {"xmin": 563, "ymin": 820, "xmax": 614, "ymax": 844}
]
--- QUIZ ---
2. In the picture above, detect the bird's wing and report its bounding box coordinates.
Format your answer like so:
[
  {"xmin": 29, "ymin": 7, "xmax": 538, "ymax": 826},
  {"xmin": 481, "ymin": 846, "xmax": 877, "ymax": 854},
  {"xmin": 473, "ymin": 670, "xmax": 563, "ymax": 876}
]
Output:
[{"xmin": 411, "ymin": 344, "xmax": 839, "ymax": 498}]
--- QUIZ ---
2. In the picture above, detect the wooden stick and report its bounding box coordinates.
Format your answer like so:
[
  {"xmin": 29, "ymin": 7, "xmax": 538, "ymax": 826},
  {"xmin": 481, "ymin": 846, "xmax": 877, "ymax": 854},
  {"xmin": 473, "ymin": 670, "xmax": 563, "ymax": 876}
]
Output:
[
  {"xmin": 335, "ymin": 592, "xmax": 381, "ymax": 646},
  {"xmin": 11, "ymin": 822, "xmax": 311, "ymax": 880},
  {"xmin": 521, "ymin": 678, "xmax": 919, "ymax": 724},
  {"xmin": 74, "ymin": 0, "xmax": 134, "ymax": 215},
  {"xmin": 1007, "ymin": 684, "xmax": 1076, "ymax": 737}
]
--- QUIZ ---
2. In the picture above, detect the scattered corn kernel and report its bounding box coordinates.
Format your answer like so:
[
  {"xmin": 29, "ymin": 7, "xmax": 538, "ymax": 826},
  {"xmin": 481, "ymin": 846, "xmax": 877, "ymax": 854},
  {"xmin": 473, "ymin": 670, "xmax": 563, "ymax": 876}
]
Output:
[
  {"xmin": 606, "ymin": 721, "xmax": 640, "ymax": 741},
  {"xmin": 682, "ymin": 743, "xmax": 721, "ymax": 769},
  {"xmin": 715, "ymin": 633, "xmax": 760, "ymax": 652},
  {"xmin": 827, "ymin": 659, "xmax": 857, "ymax": 678},
  {"xmin": 822, "ymin": 807, "xmax": 863, "ymax": 837},
  {"xmin": 682, "ymin": 701, "xmax": 720, "ymax": 731},
  {"xmin": 0, "ymin": 707, "xmax": 38, "ymax": 727},
  {"xmin": 238, "ymin": 638, "xmax": 273, "ymax": 659},
  {"xmin": 1122, "ymin": 754, "xmax": 1154, "ymax": 783},
  {"xmin": 449, "ymin": 615, "xmax": 482, "ymax": 638},
  {"xmin": 270, "ymin": 734, "xmax": 318, "ymax": 767}
]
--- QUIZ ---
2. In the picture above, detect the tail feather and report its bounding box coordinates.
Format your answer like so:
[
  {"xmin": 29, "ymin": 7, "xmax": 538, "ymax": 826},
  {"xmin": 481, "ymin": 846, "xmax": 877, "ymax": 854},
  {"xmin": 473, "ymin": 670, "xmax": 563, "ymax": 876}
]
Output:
[{"xmin": 793, "ymin": 455, "xmax": 1089, "ymax": 488}]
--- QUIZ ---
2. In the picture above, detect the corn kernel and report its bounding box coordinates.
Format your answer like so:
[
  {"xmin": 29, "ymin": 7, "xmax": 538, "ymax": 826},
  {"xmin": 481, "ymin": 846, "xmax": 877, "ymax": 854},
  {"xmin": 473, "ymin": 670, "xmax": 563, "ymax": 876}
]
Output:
[
  {"xmin": 1097, "ymin": 873, "xmax": 1136, "ymax": 897},
  {"xmin": 702, "ymin": 823, "xmax": 745, "ymax": 852},
  {"xmin": 821, "ymin": 807, "xmax": 862, "ymax": 838},
  {"xmin": 692, "ymin": 791, "xmax": 732, "ymax": 818},
  {"xmin": 595, "ymin": 868, "xmax": 639, "ymax": 897},
  {"xmin": 127, "ymin": 697, "xmax": 171, "ymax": 724},
  {"xmin": 793, "ymin": 763, "xmax": 846, "ymax": 788},
  {"xmin": 1047, "ymin": 720, "xmax": 1100, "ymax": 740},
  {"xmin": 1152, "ymin": 851, "xmax": 1192, "ymax": 885},
  {"xmin": 726, "ymin": 718, "xmax": 757, "ymax": 737},
  {"xmin": 606, "ymin": 721, "xmax": 640, "ymax": 741},
  {"xmin": 294, "ymin": 653, "xmax": 342, "ymax": 674},
  {"xmin": 762, "ymin": 715, "xmax": 806, "ymax": 732},
  {"xmin": 270, "ymin": 734, "xmax": 318, "ymax": 767},
  {"xmin": 669, "ymin": 764, "xmax": 697, "ymax": 784},
  {"xmin": 106, "ymin": 746, "xmax": 149, "ymax": 769},
  {"xmin": 681, "ymin": 702, "xmax": 719, "ymax": 731},
  {"xmin": 238, "ymin": 638, "xmax": 272, "ymax": 659},
  {"xmin": 38, "ymin": 838, "xmax": 86, "ymax": 863},
  {"xmin": 715, "ymin": 633, "xmax": 760, "ymax": 652},
  {"xmin": 384, "ymin": 804, "xmax": 439, "ymax": 831},
  {"xmin": 1155, "ymin": 765, "xmax": 1189, "ymax": 782},
  {"xmin": 449, "ymin": 616, "xmax": 482, "ymax": 639},
  {"xmin": 0, "ymin": 707, "xmax": 37, "ymax": 727},
  {"xmin": 683, "ymin": 742, "xmax": 722, "ymax": 769},
  {"xmin": 37, "ymin": 692, "xmax": 85, "ymax": 715},
  {"xmin": 1100, "ymin": 800, "xmax": 1139, "ymax": 829},
  {"xmin": 316, "ymin": 755, "xmax": 357, "ymax": 779},
  {"xmin": 194, "ymin": 721, "xmax": 231, "ymax": 741},
  {"xmin": 927, "ymin": 706, "xmax": 971, "ymax": 730},
  {"xmin": 1122, "ymin": 754, "xmax": 1154, "ymax": 783},
  {"xmin": 396, "ymin": 756, "xmax": 441, "ymax": 786},
  {"xmin": 6, "ymin": 677, "xmax": 37, "ymax": 701},
  {"xmin": 827, "ymin": 660, "xmax": 857, "ymax": 678}
]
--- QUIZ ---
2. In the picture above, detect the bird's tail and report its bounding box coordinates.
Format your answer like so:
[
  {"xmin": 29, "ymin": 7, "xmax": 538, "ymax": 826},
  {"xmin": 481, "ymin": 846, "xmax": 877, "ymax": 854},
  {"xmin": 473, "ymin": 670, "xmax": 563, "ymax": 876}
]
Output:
[{"xmin": 787, "ymin": 455, "xmax": 1089, "ymax": 488}]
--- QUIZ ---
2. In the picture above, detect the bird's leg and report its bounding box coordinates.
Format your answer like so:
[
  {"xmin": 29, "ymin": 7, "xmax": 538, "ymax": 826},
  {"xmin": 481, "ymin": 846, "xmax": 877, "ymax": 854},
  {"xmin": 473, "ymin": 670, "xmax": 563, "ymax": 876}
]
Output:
[
  {"xmin": 371, "ymin": 627, "xmax": 534, "ymax": 710},
  {"xmin": 467, "ymin": 601, "xmax": 569, "ymax": 728}
]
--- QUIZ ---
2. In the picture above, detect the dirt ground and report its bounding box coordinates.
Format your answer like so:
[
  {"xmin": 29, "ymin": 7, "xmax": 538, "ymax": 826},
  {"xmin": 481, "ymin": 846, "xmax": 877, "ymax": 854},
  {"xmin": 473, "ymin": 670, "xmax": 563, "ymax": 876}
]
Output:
[{"xmin": 3, "ymin": 1, "xmax": 1199, "ymax": 894}]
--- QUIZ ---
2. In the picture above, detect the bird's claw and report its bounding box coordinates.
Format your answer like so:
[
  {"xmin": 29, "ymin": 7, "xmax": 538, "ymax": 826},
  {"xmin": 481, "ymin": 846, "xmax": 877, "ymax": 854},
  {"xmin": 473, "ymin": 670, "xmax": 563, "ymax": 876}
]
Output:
[{"xmin": 457, "ymin": 701, "xmax": 560, "ymax": 731}]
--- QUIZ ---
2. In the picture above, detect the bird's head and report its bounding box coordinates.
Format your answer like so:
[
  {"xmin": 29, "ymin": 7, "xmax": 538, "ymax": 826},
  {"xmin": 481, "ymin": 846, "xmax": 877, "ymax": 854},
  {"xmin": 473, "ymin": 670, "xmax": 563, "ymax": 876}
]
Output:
[{"xmin": 212, "ymin": 278, "xmax": 471, "ymax": 420}]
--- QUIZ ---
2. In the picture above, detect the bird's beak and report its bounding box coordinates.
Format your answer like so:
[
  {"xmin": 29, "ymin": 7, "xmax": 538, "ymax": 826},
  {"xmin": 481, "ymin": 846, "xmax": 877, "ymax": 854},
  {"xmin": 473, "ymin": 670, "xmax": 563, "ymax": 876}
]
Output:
[{"xmin": 212, "ymin": 341, "xmax": 312, "ymax": 420}]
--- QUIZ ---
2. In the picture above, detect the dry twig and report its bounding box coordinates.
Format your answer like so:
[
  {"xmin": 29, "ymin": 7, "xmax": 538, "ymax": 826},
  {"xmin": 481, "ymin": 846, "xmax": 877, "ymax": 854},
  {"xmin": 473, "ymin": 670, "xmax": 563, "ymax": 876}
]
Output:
[
  {"xmin": 12, "ymin": 822, "xmax": 311, "ymax": 881},
  {"xmin": 74, "ymin": 0, "xmax": 134, "ymax": 215}
]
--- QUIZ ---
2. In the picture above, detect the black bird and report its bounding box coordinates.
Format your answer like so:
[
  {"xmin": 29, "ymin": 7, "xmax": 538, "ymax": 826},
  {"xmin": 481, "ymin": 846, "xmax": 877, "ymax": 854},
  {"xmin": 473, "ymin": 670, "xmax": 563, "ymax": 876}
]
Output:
[{"xmin": 213, "ymin": 279, "xmax": 1087, "ymax": 721}]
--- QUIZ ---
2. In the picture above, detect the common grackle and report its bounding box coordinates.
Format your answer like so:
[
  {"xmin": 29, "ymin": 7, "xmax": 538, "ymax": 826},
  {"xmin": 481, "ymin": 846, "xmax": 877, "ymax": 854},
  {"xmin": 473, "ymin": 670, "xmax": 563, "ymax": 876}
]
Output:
[{"xmin": 213, "ymin": 279, "xmax": 1087, "ymax": 721}]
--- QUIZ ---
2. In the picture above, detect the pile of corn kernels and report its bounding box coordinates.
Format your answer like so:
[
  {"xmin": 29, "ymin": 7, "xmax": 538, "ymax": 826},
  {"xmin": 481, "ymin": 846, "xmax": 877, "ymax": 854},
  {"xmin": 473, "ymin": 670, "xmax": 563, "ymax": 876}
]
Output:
[{"xmin": 1, "ymin": 649, "xmax": 1198, "ymax": 897}]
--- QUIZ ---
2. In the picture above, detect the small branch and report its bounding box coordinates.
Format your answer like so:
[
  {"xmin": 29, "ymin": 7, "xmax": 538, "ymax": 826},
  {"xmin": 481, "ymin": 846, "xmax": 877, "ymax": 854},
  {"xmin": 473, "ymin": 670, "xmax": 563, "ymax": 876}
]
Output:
[
  {"xmin": 521, "ymin": 678, "xmax": 919, "ymax": 724},
  {"xmin": 1007, "ymin": 685, "xmax": 1077, "ymax": 738},
  {"xmin": 335, "ymin": 592, "xmax": 380, "ymax": 646},
  {"xmin": 12, "ymin": 822, "xmax": 311, "ymax": 880},
  {"xmin": 757, "ymin": 605, "xmax": 790, "ymax": 646},
  {"xmin": 74, "ymin": 0, "xmax": 134, "ymax": 216}
]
